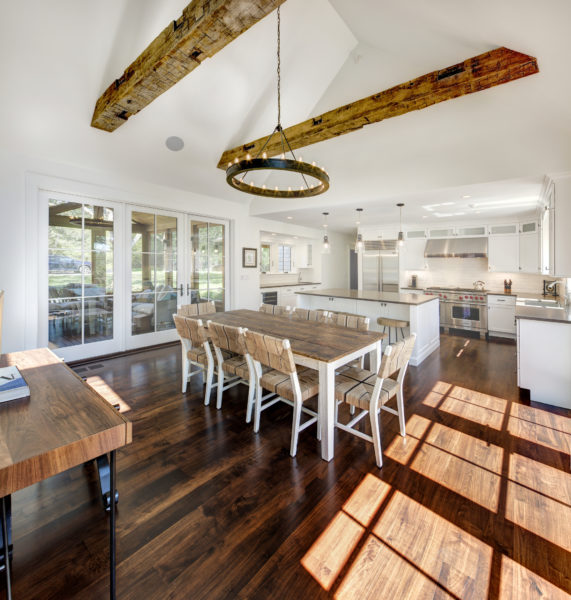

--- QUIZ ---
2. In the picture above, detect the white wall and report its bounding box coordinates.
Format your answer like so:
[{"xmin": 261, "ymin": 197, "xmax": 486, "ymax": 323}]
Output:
[{"xmin": 0, "ymin": 150, "xmax": 347, "ymax": 353}]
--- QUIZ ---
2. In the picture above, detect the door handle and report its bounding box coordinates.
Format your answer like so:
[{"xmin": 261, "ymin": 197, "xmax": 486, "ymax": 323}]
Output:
[{"xmin": 179, "ymin": 284, "xmax": 184, "ymax": 297}]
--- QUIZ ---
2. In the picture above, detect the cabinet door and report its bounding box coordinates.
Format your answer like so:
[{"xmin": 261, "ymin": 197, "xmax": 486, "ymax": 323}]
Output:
[
  {"xmin": 488, "ymin": 235, "xmax": 519, "ymax": 272},
  {"xmin": 327, "ymin": 297, "xmax": 357, "ymax": 314},
  {"xmin": 519, "ymin": 232, "xmax": 539, "ymax": 273},
  {"xmin": 401, "ymin": 238, "xmax": 426, "ymax": 271},
  {"xmin": 488, "ymin": 305, "xmax": 516, "ymax": 333}
]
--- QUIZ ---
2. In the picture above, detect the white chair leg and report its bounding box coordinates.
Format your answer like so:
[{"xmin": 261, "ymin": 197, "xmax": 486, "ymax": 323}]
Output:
[
  {"xmin": 253, "ymin": 383, "xmax": 262, "ymax": 433},
  {"xmin": 396, "ymin": 385, "xmax": 406, "ymax": 437},
  {"xmin": 370, "ymin": 406, "xmax": 383, "ymax": 468},
  {"xmin": 216, "ymin": 367, "xmax": 224, "ymax": 409},
  {"xmin": 316, "ymin": 407, "xmax": 321, "ymax": 441},
  {"xmin": 246, "ymin": 378, "xmax": 255, "ymax": 423},
  {"xmin": 204, "ymin": 362, "xmax": 214, "ymax": 406},
  {"xmin": 290, "ymin": 399, "xmax": 302, "ymax": 457},
  {"xmin": 182, "ymin": 357, "xmax": 189, "ymax": 393}
]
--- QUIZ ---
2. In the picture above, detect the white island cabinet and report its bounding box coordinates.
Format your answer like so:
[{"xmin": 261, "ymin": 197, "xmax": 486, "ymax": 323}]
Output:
[
  {"xmin": 296, "ymin": 288, "xmax": 440, "ymax": 367},
  {"xmin": 517, "ymin": 307, "xmax": 571, "ymax": 409}
]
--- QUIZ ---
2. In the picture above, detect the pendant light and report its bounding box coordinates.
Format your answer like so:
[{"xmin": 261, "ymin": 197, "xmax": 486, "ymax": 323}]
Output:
[
  {"xmin": 397, "ymin": 202, "xmax": 405, "ymax": 247},
  {"xmin": 354, "ymin": 208, "xmax": 364, "ymax": 253},
  {"xmin": 225, "ymin": 6, "xmax": 329, "ymax": 198},
  {"xmin": 322, "ymin": 212, "xmax": 330, "ymax": 252}
]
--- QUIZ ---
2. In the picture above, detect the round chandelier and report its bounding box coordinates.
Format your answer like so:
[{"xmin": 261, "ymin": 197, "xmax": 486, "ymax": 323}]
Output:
[{"xmin": 225, "ymin": 6, "xmax": 329, "ymax": 199}]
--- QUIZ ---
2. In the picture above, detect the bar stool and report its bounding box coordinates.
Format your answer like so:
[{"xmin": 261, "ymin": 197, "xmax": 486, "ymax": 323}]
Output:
[{"xmin": 377, "ymin": 317, "xmax": 409, "ymax": 344}]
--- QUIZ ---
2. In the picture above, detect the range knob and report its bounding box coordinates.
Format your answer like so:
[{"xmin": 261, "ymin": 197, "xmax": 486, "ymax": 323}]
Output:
[
  {"xmin": 459, "ymin": 296, "xmax": 463, "ymax": 300},
  {"xmin": 444, "ymin": 295, "xmax": 447, "ymax": 299},
  {"xmin": 470, "ymin": 295, "xmax": 474, "ymax": 299}
]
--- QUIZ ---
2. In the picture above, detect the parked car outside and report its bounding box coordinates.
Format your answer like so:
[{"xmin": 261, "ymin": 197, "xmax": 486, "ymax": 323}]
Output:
[{"xmin": 49, "ymin": 254, "xmax": 92, "ymax": 274}]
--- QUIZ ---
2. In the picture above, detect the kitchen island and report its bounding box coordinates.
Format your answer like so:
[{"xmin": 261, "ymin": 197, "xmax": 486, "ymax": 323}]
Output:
[
  {"xmin": 516, "ymin": 303, "xmax": 571, "ymax": 409},
  {"xmin": 296, "ymin": 288, "xmax": 439, "ymax": 366}
]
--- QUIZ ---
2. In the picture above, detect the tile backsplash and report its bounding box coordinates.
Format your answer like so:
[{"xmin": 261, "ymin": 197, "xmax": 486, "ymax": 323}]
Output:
[{"xmin": 403, "ymin": 258, "xmax": 565, "ymax": 295}]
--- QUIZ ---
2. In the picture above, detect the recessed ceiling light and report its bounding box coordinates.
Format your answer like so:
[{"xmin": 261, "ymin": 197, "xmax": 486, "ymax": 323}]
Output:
[
  {"xmin": 422, "ymin": 215, "xmax": 428, "ymax": 219},
  {"xmin": 165, "ymin": 136, "xmax": 184, "ymax": 151},
  {"xmin": 271, "ymin": 232, "xmax": 277, "ymax": 236},
  {"xmin": 462, "ymin": 194, "xmax": 471, "ymax": 199},
  {"xmin": 287, "ymin": 216, "xmax": 293, "ymax": 220}
]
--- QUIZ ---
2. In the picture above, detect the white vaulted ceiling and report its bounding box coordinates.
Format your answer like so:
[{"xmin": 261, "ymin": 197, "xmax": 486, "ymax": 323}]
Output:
[{"xmin": 1, "ymin": 0, "xmax": 570, "ymax": 230}]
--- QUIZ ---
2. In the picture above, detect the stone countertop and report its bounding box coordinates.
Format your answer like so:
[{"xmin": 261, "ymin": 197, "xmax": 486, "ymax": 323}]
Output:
[
  {"xmin": 295, "ymin": 288, "xmax": 438, "ymax": 306},
  {"xmin": 260, "ymin": 282, "xmax": 321, "ymax": 289},
  {"xmin": 515, "ymin": 304, "xmax": 571, "ymax": 324}
]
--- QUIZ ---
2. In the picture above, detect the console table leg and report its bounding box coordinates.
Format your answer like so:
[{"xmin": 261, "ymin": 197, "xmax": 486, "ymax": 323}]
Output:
[
  {"xmin": 1, "ymin": 496, "xmax": 12, "ymax": 600},
  {"xmin": 109, "ymin": 450, "xmax": 116, "ymax": 600}
]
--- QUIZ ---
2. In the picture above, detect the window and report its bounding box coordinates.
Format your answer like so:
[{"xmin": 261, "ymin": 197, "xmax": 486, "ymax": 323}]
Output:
[
  {"xmin": 278, "ymin": 245, "xmax": 292, "ymax": 272},
  {"xmin": 260, "ymin": 244, "xmax": 270, "ymax": 272}
]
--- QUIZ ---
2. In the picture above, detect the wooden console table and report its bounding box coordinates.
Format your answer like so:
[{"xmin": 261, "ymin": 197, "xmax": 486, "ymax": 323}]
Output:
[{"xmin": 0, "ymin": 348, "xmax": 132, "ymax": 599}]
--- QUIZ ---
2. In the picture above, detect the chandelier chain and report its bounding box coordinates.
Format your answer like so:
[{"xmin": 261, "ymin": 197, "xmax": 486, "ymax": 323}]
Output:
[{"xmin": 277, "ymin": 5, "xmax": 281, "ymax": 127}]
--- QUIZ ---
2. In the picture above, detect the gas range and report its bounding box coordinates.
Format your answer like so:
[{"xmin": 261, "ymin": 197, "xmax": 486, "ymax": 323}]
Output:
[
  {"xmin": 425, "ymin": 287, "xmax": 488, "ymax": 335},
  {"xmin": 425, "ymin": 287, "xmax": 487, "ymax": 305}
]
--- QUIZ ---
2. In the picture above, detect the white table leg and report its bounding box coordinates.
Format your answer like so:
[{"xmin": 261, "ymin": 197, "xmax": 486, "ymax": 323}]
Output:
[{"xmin": 318, "ymin": 361, "xmax": 335, "ymax": 461}]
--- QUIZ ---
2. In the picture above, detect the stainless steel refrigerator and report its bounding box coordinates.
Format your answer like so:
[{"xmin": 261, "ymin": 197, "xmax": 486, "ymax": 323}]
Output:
[{"xmin": 362, "ymin": 241, "xmax": 399, "ymax": 293}]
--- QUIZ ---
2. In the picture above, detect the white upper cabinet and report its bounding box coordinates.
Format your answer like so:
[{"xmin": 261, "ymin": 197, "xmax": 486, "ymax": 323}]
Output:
[
  {"xmin": 296, "ymin": 243, "xmax": 313, "ymax": 268},
  {"xmin": 488, "ymin": 234, "xmax": 519, "ymax": 272},
  {"xmin": 518, "ymin": 222, "xmax": 540, "ymax": 273}
]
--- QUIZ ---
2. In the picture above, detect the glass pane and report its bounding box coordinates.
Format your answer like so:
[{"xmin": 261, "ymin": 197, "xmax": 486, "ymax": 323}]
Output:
[
  {"xmin": 48, "ymin": 199, "xmax": 114, "ymax": 349},
  {"xmin": 132, "ymin": 212, "xmax": 155, "ymax": 252},
  {"xmin": 132, "ymin": 292, "xmax": 155, "ymax": 335},
  {"xmin": 132, "ymin": 254, "xmax": 155, "ymax": 293},
  {"xmin": 84, "ymin": 295, "xmax": 113, "ymax": 343},
  {"xmin": 156, "ymin": 215, "xmax": 177, "ymax": 252},
  {"xmin": 156, "ymin": 293, "xmax": 177, "ymax": 331},
  {"xmin": 190, "ymin": 220, "xmax": 225, "ymax": 310},
  {"xmin": 48, "ymin": 296, "xmax": 82, "ymax": 348},
  {"xmin": 260, "ymin": 245, "xmax": 270, "ymax": 272}
]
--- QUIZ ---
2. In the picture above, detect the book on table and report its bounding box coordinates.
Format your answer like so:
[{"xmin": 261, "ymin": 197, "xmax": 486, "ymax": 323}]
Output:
[{"xmin": 0, "ymin": 365, "xmax": 30, "ymax": 402}]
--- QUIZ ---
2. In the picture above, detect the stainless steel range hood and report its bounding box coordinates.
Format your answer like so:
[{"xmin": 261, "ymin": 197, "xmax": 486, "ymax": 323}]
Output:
[{"xmin": 424, "ymin": 237, "xmax": 488, "ymax": 258}]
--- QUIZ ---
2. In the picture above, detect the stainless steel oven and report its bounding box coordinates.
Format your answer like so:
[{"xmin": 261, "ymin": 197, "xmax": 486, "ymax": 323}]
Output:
[
  {"xmin": 446, "ymin": 299, "xmax": 487, "ymax": 332},
  {"xmin": 261, "ymin": 290, "xmax": 278, "ymax": 305},
  {"xmin": 426, "ymin": 288, "xmax": 488, "ymax": 333}
]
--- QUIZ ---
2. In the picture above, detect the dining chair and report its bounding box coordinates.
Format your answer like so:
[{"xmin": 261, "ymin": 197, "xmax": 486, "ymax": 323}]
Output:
[
  {"xmin": 327, "ymin": 311, "xmax": 370, "ymax": 331},
  {"xmin": 178, "ymin": 300, "xmax": 216, "ymax": 317},
  {"xmin": 334, "ymin": 333, "xmax": 416, "ymax": 468},
  {"xmin": 244, "ymin": 329, "xmax": 319, "ymax": 457},
  {"xmin": 207, "ymin": 321, "xmax": 256, "ymax": 418},
  {"xmin": 173, "ymin": 314, "xmax": 224, "ymax": 404},
  {"xmin": 259, "ymin": 303, "xmax": 291, "ymax": 316},
  {"xmin": 291, "ymin": 307, "xmax": 330, "ymax": 322}
]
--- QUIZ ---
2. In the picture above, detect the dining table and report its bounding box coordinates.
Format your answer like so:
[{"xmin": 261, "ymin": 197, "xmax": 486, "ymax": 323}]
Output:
[{"xmin": 195, "ymin": 309, "xmax": 385, "ymax": 461}]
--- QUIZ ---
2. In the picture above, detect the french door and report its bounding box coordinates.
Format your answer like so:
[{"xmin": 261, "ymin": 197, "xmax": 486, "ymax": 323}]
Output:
[
  {"xmin": 39, "ymin": 192, "xmax": 229, "ymax": 359},
  {"xmin": 40, "ymin": 191, "xmax": 124, "ymax": 361},
  {"xmin": 125, "ymin": 207, "xmax": 229, "ymax": 350}
]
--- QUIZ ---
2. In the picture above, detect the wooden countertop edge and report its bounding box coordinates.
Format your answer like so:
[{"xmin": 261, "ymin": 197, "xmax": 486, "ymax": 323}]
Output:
[{"xmin": 0, "ymin": 424, "xmax": 130, "ymax": 497}]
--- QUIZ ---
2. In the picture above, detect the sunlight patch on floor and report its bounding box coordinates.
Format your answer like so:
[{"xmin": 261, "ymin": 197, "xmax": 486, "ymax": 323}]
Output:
[
  {"xmin": 509, "ymin": 453, "xmax": 571, "ymax": 506},
  {"xmin": 335, "ymin": 492, "xmax": 492, "ymax": 600},
  {"xmin": 301, "ymin": 511, "xmax": 364, "ymax": 591},
  {"xmin": 500, "ymin": 555, "xmax": 571, "ymax": 600},
  {"xmin": 506, "ymin": 481, "xmax": 571, "ymax": 552},
  {"xmin": 342, "ymin": 474, "xmax": 391, "ymax": 528}
]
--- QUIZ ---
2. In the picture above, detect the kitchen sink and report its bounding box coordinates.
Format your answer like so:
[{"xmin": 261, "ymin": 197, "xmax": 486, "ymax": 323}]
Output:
[{"xmin": 518, "ymin": 298, "xmax": 563, "ymax": 308}]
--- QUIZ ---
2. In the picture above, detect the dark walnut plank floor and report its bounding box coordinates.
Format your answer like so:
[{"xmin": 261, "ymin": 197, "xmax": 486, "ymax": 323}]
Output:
[{"xmin": 5, "ymin": 335, "xmax": 571, "ymax": 599}]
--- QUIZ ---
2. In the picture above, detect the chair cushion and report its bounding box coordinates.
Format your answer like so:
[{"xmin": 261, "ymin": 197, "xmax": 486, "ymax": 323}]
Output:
[
  {"xmin": 340, "ymin": 366, "xmax": 377, "ymax": 385},
  {"xmin": 223, "ymin": 355, "xmax": 248, "ymax": 376},
  {"xmin": 188, "ymin": 346, "xmax": 232, "ymax": 366},
  {"xmin": 335, "ymin": 376, "xmax": 398, "ymax": 410},
  {"xmin": 260, "ymin": 367, "xmax": 319, "ymax": 402}
]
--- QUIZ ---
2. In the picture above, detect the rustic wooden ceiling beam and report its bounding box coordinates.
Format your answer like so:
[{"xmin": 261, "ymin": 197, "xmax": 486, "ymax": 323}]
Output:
[
  {"xmin": 217, "ymin": 47, "xmax": 539, "ymax": 169},
  {"xmin": 91, "ymin": 0, "xmax": 286, "ymax": 132}
]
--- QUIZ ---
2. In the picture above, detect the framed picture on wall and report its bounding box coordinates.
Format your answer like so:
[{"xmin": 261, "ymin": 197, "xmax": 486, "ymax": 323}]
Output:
[{"xmin": 242, "ymin": 247, "xmax": 257, "ymax": 268}]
